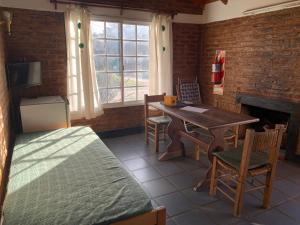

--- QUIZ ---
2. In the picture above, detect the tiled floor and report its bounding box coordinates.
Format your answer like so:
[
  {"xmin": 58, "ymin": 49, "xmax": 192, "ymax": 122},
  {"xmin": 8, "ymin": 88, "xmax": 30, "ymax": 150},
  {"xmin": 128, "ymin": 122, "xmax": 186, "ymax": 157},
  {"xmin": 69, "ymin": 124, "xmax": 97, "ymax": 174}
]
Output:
[{"xmin": 103, "ymin": 133, "xmax": 300, "ymax": 225}]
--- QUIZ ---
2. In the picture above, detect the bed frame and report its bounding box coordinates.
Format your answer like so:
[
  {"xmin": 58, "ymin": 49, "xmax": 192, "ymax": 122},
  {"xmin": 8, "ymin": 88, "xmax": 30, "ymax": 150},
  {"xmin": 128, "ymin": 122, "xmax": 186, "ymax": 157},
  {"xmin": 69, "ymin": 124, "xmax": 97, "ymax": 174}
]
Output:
[{"xmin": 111, "ymin": 207, "xmax": 166, "ymax": 225}]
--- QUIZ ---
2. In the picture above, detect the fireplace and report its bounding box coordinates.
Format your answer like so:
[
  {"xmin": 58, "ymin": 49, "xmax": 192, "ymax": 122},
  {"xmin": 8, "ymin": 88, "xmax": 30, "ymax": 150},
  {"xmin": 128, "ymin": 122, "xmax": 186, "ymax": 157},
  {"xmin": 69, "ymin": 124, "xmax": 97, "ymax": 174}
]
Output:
[
  {"xmin": 236, "ymin": 93, "xmax": 300, "ymax": 161},
  {"xmin": 242, "ymin": 105, "xmax": 289, "ymax": 149}
]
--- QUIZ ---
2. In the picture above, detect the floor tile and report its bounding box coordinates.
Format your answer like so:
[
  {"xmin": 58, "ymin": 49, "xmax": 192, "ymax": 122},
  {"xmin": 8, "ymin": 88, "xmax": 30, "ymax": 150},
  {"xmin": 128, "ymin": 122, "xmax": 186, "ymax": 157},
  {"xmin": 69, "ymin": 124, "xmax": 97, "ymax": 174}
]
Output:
[
  {"xmin": 143, "ymin": 155, "xmax": 161, "ymax": 165},
  {"xmin": 251, "ymin": 188, "xmax": 288, "ymax": 207},
  {"xmin": 133, "ymin": 167, "xmax": 162, "ymax": 183},
  {"xmin": 287, "ymin": 172, "xmax": 300, "ymax": 185},
  {"xmin": 166, "ymin": 219, "xmax": 176, "ymax": 225},
  {"xmin": 241, "ymin": 194, "xmax": 265, "ymax": 216},
  {"xmin": 202, "ymin": 200, "xmax": 241, "ymax": 225},
  {"xmin": 155, "ymin": 192, "xmax": 193, "ymax": 217},
  {"xmin": 248, "ymin": 208, "xmax": 299, "ymax": 225},
  {"xmin": 155, "ymin": 163, "xmax": 184, "ymax": 176},
  {"xmin": 276, "ymin": 161, "xmax": 299, "ymax": 178},
  {"xmin": 113, "ymin": 150, "xmax": 140, "ymax": 161},
  {"xmin": 167, "ymin": 172, "xmax": 198, "ymax": 190},
  {"xmin": 173, "ymin": 210, "xmax": 215, "ymax": 225},
  {"xmin": 233, "ymin": 219, "xmax": 258, "ymax": 225},
  {"xmin": 123, "ymin": 158, "xmax": 149, "ymax": 171},
  {"xmin": 143, "ymin": 178, "xmax": 176, "ymax": 198},
  {"xmin": 276, "ymin": 199, "xmax": 300, "ymax": 223},
  {"xmin": 189, "ymin": 167, "xmax": 208, "ymax": 180},
  {"xmin": 273, "ymin": 179, "xmax": 300, "ymax": 198},
  {"xmin": 174, "ymin": 158, "xmax": 202, "ymax": 171},
  {"xmin": 182, "ymin": 188, "xmax": 217, "ymax": 206}
]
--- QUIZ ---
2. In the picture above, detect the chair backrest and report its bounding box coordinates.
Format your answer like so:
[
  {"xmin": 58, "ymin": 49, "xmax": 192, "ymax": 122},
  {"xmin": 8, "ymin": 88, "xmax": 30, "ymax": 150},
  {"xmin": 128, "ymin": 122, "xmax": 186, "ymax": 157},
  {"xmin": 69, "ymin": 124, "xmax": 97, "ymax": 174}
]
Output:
[
  {"xmin": 144, "ymin": 93, "xmax": 166, "ymax": 119},
  {"xmin": 177, "ymin": 78, "xmax": 202, "ymax": 103},
  {"xmin": 239, "ymin": 124, "xmax": 285, "ymax": 177}
]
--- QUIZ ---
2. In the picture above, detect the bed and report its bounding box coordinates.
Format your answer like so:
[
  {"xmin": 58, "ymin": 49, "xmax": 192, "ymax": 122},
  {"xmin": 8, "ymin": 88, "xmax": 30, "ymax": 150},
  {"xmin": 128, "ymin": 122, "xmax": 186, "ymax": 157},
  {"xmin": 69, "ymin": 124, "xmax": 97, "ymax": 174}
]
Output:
[{"xmin": 3, "ymin": 126, "xmax": 165, "ymax": 225}]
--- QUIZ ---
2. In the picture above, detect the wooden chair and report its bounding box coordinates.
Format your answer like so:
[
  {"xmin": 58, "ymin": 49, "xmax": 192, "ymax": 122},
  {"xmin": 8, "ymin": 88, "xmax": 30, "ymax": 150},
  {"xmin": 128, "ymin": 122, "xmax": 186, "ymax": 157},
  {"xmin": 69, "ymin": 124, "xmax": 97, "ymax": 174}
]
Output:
[
  {"xmin": 215, "ymin": 100, "xmax": 240, "ymax": 148},
  {"xmin": 209, "ymin": 124, "xmax": 285, "ymax": 216},
  {"xmin": 145, "ymin": 94, "xmax": 171, "ymax": 153},
  {"xmin": 176, "ymin": 78, "xmax": 202, "ymax": 104},
  {"xmin": 176, "ymin": 78, "xmax": 207, "ymax": 159}
]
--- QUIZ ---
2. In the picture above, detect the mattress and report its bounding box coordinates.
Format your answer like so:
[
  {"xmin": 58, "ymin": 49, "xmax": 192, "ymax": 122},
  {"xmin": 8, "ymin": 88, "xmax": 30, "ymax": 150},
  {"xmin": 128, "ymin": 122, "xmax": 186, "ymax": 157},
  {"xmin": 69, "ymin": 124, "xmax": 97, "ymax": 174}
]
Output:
[{"xmin": 3, "ymin": 126, "xmax": 152, "ymax": 225}]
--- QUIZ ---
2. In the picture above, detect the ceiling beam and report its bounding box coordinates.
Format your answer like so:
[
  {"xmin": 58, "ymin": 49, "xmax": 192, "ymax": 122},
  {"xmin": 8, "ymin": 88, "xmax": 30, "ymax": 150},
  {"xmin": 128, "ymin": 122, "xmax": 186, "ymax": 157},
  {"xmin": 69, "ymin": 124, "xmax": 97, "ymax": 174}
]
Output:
[{"xmin": 220, "ymin": 0, "xmax": 228, "ymax": 5}]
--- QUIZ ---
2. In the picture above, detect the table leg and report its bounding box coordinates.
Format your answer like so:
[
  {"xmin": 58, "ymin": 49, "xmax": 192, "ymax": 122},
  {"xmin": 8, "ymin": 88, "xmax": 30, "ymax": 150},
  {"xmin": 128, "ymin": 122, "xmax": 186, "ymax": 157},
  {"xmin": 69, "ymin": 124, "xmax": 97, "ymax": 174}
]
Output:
[
  {"xmin": 194, "ymin": 127, "xmax": 227, "ymax": 191},
  {"xmin": 159, "ymin": 115, "xmax": 185, "ymax": 161}
]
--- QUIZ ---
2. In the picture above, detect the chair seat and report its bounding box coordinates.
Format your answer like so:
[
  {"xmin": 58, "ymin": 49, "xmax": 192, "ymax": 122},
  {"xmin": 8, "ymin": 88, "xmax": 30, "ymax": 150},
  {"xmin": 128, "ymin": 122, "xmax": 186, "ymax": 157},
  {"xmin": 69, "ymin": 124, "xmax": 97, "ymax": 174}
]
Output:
[
  {"xmin": 147, "ymin": 116, "xmax": 171, "ymax": 124},
  {"xmin": 213, "ymin": 148, "xmax": 269, "ymax": 170}
]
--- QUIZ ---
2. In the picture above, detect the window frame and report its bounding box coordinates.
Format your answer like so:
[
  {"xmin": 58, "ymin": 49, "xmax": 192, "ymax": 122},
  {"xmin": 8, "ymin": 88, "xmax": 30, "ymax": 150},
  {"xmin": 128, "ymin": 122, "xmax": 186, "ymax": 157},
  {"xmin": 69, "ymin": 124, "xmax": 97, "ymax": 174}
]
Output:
[{"xmin": 91, "ymin": 16, "xmax": 150, "ymax": 108}]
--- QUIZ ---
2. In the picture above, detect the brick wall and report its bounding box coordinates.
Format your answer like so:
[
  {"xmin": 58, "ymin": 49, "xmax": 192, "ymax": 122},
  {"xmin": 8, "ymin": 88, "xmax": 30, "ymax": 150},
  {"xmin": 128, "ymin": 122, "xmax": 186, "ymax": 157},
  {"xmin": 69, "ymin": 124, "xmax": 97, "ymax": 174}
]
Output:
[
  {"xmin": 5, "ymin": 8, "xmax": 67, "ymax": 98},
  {"xmin": 0, "ymin": 31, "xmax": 10, "ymax": 205},
  {"xmin": 173, "ymin": 23, "xmax": 201, "ymax": 92},
  {"xmin": 71, "ymin": 105, "xmax": 144, "ymax": 131},
  {"xmin": 198, "ymin": 7, "xmax": 300, "ymax": 107}
]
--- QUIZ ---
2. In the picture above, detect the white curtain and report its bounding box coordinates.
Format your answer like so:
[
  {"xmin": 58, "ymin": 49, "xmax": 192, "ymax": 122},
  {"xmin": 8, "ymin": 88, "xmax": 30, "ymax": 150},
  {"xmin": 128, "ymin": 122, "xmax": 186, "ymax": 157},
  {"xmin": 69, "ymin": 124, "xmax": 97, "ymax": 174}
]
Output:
[
  {"xmin": 65, "ymin": 7, "xmax": 103, "ymax": 120},
  {"xmin": 149, "ymin": 14, "xmax": 173, "ymax": 95}
]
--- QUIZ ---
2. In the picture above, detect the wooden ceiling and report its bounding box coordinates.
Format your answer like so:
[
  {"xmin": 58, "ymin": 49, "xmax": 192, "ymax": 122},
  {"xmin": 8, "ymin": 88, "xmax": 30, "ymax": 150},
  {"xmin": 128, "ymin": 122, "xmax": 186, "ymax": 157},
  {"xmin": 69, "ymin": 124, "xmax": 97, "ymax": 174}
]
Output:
[{"xmin": 50, "ymin": 0, "xmax": 228, "ymax": 15}]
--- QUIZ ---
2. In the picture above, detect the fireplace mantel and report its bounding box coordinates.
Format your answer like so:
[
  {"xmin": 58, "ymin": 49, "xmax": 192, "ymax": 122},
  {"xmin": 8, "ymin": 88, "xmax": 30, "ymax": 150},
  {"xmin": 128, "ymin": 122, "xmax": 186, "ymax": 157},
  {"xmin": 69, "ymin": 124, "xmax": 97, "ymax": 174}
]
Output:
[{"xmin": 236, "ymin": 93, "xmax": 300, "ymax": 161}]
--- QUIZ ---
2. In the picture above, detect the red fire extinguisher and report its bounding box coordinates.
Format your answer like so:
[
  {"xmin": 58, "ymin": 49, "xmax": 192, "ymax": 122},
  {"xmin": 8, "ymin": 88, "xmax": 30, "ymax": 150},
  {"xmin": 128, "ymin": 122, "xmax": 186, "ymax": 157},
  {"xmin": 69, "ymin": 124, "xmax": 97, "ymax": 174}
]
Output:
[{"xmin": 211, "ymin": 53, "xmax": 224, "ymax": 84}]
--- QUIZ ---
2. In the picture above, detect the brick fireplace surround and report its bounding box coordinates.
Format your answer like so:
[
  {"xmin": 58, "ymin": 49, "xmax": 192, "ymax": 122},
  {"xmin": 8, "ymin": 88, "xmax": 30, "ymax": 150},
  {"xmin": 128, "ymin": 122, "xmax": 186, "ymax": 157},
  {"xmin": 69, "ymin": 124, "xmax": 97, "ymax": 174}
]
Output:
[{"xmin": 1, "ymin": 5, "xmax": 300, "ymax": 171}]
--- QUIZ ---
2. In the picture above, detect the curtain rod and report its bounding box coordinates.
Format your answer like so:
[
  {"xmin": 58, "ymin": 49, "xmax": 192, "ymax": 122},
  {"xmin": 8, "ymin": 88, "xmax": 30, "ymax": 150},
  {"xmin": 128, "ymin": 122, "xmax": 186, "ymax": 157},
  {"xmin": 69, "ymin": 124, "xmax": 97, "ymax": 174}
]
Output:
[{"xmin": 50, "ymin": 0, "xmax": 177, "ymax": 17}]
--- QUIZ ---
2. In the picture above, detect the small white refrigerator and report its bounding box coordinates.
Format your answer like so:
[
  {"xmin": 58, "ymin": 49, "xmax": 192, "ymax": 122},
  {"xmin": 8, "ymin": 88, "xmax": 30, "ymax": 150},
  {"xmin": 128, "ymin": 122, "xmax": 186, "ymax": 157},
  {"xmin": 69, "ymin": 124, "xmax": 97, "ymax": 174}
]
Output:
[{"xmin": 20, "ymin": 96, "xmax": 70, "ymax": 133}]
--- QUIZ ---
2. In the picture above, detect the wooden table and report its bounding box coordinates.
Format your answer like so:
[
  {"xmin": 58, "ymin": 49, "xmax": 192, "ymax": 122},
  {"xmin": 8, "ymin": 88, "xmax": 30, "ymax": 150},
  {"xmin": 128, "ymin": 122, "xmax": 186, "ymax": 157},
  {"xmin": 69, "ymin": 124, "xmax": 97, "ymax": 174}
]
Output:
[{"xmin": 149, "ymin": 102, "xmax": 259, "ymax": 191}]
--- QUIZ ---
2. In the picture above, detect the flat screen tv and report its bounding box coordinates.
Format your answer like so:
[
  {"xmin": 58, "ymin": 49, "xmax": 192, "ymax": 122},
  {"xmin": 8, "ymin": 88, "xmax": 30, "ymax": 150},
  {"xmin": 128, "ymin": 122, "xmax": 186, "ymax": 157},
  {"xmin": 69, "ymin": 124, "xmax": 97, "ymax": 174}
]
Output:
[{"xmin": 7, "ymin": 61, "xmax": 42, "ymax": 88}]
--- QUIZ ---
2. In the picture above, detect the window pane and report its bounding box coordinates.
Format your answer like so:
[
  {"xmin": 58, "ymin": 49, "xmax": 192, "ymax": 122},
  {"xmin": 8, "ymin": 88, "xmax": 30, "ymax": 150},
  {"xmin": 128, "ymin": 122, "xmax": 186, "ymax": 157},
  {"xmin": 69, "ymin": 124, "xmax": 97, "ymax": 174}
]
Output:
[
  {"xmin": 137, "ymin": 86, "xmax": 148, "ymax": 100},
  {"xmin": 124, "ymin": 57, "xmax": 136, "ymax": 71},
  {"xmin": 123, "ymin": 24, "xmax": 136, "ymax": 40},
  {"xmin": 137, "ymin": 42, "xmax": 149, "ymax": 56},
  {"xmin": 99, "ymin": 89, "xmax": 108, "ymax": 103},
  {"xmin": 108, "ymin": 88, "xmax": 121, "ymax": 103},
  {"xmin": 107, "ymin": 57, "xmax": 120, "ymax": 72},
  {"xmin": 138, "ymin": 72, "xmax": 149, "ymax": 86},
  {"xmin": 124, "ymin": 72, "xmax": 136, "ymax": 87},
  {"xmin": 107, "ymin": 40, "xmax": 120, "ymax": 55},
  {"xmin": 71, "ymin": 39, "xmax": 77, "ymax": 57},
  {"xmin": 69, "ymin": 21, "xmax": 76, "ymax": 38},
  {"xmin": 91, "ymin": 21, "xmax": 105, "ymax": 38},
  {"xmin": 108, "ymin": 73, "xmax": 121, "ymax": 88},
  {"xmin": 93, "ymin": 39, "xmax": 105, "ymax": 54},
  {"xmin": 69, "ymin": 94, "xmax": 78, "ymax": 111},
  {"xmin": 96, "ymin": 72, "xmax": 107, "ymax": 88},
  {"xmin": 71, "ymin": 58, "xmax": 77, "ymax": 75},
  {"xmin": 137, "ymin": 57, "xmax": 149, "ymax": 71},
  {"xmin": 124, "ymin": 87, "xmax": 137, "ymax": 102},
  {"xmin": 137, "ymin": 25, "xmax": 149, "ymax": 40},
  {"xmin": 123, "ymin": 41, "xmax": 136, "ymax": 56},
  {"xmin": 106, "ymin": 22, "xmax": 119, "ymax": 39},
  {"xmin": 94, "ymin": 55, "xmax": 106, "ymax": 71}
]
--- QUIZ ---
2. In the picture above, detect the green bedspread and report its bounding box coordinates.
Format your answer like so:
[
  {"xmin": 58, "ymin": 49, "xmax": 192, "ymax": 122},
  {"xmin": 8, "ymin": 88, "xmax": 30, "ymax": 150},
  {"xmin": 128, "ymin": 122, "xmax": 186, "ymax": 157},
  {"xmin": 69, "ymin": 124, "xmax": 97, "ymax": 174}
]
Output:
[{"xmin": 3, "ymin": 126, "xmax": 153, "ymax": 225}]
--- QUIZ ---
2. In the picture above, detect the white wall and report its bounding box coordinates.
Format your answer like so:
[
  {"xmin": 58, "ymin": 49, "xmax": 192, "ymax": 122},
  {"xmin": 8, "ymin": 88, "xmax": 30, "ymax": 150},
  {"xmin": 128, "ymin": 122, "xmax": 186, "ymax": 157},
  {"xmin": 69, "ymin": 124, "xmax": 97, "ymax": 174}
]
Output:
[
  {"xmin": 202, "ymin": 0, "xmax": 295, "ymax": 23},
  {"xmin": 1, "ymin": 0, "xmax": 298, "ymax": 24}
]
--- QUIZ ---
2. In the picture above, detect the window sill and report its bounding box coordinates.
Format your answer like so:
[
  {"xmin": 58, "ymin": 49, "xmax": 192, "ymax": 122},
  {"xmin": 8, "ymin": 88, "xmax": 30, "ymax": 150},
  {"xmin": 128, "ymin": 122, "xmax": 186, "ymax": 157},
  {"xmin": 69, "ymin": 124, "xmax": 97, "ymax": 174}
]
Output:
[{"xmin": 103, "ymin": 101, "xmax": 144, "ymax": 109}]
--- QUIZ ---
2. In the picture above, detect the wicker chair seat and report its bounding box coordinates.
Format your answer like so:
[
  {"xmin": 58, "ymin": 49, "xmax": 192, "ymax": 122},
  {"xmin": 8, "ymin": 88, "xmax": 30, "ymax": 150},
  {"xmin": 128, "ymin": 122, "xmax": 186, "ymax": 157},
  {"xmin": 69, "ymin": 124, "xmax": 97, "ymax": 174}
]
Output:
[
  {"xmin": 147, "ymin": 116, "xmax": 171, "ymax": 125},
  {"xmin": 213, "ymin": 148, "xmax": 269, "ymax": 170}
]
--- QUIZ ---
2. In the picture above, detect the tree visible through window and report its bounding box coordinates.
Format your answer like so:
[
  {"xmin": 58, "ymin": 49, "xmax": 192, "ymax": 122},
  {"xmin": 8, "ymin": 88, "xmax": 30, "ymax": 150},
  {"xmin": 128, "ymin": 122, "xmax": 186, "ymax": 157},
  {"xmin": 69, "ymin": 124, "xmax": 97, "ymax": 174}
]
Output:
[{"xmin": 91, "ymin": 20, "xmax": 149, "ymax": 105}]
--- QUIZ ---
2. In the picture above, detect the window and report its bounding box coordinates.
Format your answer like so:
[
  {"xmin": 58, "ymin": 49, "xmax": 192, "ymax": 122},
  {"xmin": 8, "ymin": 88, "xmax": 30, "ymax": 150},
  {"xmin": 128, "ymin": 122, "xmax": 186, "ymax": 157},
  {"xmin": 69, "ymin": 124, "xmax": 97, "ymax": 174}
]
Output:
[{"xmin": 91, "ymin": 20, "xmax": 150, "ymax": 105}]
